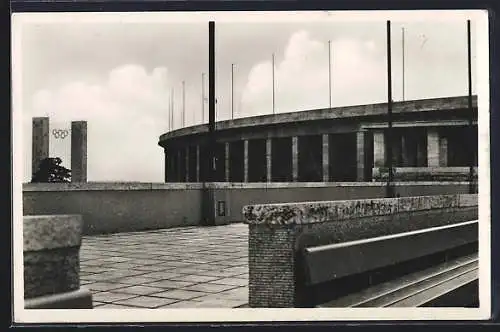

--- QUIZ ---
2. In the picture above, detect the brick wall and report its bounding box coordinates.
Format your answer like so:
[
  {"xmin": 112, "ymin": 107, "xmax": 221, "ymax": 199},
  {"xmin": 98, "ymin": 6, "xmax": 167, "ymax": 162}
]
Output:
[{"xmin": 248, "ymin": 225, "xmax": 298, "ymax": 307}]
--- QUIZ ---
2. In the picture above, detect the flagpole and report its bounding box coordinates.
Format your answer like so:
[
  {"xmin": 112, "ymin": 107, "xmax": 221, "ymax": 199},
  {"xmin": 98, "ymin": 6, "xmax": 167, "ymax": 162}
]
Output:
[
  {"xmin": 328, "ymin": 40, "xmax": 332, "ymax": 108},
  {"xmin": 231, "ymin": 64, "xmax": 235, "ymax": 120},
  {"xmin": 402, "ymin": 27, "xmax": 405, "ymax": 101},
  {"xmin": 171, "ymin": 87, "xmax": 175, "ymax": 130},
  {"xmin": 272, "ymin": 53, "xmax": 276, "ymax": 115},
  {"xmin": 168, "ymin": 90, "xmax": 171, "ymax": 131},
  {"xmin": 182, "ymin": 80, "xmax": 186, "ymax": 127},
  {"xmin": 168, "ymin": 90, "xmax": 174, "ymax": 131},
  {"xmin": 467, "ymin": 19, "xmax": 474, "ymax": 194},
  {"xmin": 386, "ymin": 20, "xmax": 394, "ymax": 198},
  {"xmin": 202, "ymin": 72, "xmax": 205, "ymax": 124}
]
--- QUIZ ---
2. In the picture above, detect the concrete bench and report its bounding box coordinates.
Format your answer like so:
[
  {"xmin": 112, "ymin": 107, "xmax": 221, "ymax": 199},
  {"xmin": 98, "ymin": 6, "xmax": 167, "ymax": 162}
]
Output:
[
  {"xmin": 24, "ymin": 215, "xmax": 93, "ymax": 309},
  {"xmin": 302, "ymin": 220, "xmax": 478, "ymax": 307},
  {"xmin": 243, "ymin": 194, "xmax": 478, "ymax": 308}
]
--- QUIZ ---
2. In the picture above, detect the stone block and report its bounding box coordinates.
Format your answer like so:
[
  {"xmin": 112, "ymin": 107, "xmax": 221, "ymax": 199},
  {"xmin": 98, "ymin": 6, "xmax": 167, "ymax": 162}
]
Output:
[
  {"xmin": 397, "ymin": 195, "xmax": 433, "ymax": 212},
  {"xmin": 243, "ymin": 197, "xmax": 404, "ymax": 226},
  {"xmin": 23, "ymin": 214, "xmax": 92, "ymax": 308},
  {"xmin": 24, "ymin": 248, "xmax": 80, "ymax": 299},
  {"xmin": 459, "ymin": 194, "xmax": 479, "ymax": 208},
  {"xmin": 23, "ymin": 215, "xmax": 82, "ymax": 252}
]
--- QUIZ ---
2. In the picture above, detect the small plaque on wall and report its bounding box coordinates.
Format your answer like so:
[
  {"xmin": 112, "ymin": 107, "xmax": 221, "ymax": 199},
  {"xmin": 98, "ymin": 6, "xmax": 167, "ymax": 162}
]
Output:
[{"xmin": 217, "ymin": 201, "xmax": 226, "ymax": 217}]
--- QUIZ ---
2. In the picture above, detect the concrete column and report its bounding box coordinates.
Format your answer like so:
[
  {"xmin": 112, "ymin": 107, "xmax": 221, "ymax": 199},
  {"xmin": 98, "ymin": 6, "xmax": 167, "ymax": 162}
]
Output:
[
  {"xmin": 439, "ymin": 136, "xmax": 448, "ymax": 167},
  {"xmin": 196, "ymin": 145, "xmax": 200, "ymax": 182},
  {"xmin": 322, "ymin": 134, "xmax": 329, "ymax": 182},
  {"xmin": 185, "ymin": 146, "xmax": 190, "ymax": 182},
  {"xmin": 32, "ymin": 117, "xmax": 50, "ymax": 178},
  {"xmin": 177, "ymin": 149, "xmax": 182, "ymax": 182},
  {"xmin": 71, "ymin": 121, "xmax": 87, "ymax": 183},
  {"xmin": 427, "ymin": 128, "xmax": 440, "ymax": 167},
  {"xmin": 392, "ymin": 133, "xmax": 402, "ymax": 167},
  {"xmin": 266, "ymin": 138, "xmax": 272, "ymax": 182},
  {"xmin": 417, "ymin": 140, "xmax": 427, "ymax": 167},
  {"xmin": 167, "ymin": 149, "xmax": 172, "ymax": 182},
  {"xmin": 356, "ymin": 131, "xmax": 365, "ymax": 181},
  {"xmin": 373, "ymin": 131, "xmax": 385, "ymax": 167},
  {"xmin": 167, "ymin": 148, "xmax": 170, "ymax": 182},
  {"xmin": 225, "ymin": 142, "xmax": 230, "ymax": 182},
  {"xmin": 244, "ymin": 140, "xmax": 249, "ymax": 182},
  {"xmin": 292, "ymin": 136, "xmax": 298, "ymax": 182},
  {"xmin": 401, "ymin": 134, "xmax": 409, "ymax": 167}
]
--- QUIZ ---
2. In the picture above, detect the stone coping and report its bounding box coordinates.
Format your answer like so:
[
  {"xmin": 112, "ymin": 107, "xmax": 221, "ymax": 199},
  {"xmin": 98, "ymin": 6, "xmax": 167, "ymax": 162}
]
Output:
[
  {"xmin": 159, "ymin": 95, "xmax": 477, "ymax": 143},
  {"xmin": 373, "ymin": 167, "xmax": 478, "ymax": 175},
  {"xmin": 24, "ymin": 215, "xmax": 83, "ymax": 251},
  {"xmin": 207, "ymin": 181, "xmax": 473, "ymax": 189},
  {"xmin": 23, "ymin": 181, "xmax": 472, "ymax": 192},
  {"xmin": 23, "ymin": 182, "xmax": 205, "ymax": 192},
  {"xmin": 243, "ymin": 194, "xmax": 477, "ymax": 226}
]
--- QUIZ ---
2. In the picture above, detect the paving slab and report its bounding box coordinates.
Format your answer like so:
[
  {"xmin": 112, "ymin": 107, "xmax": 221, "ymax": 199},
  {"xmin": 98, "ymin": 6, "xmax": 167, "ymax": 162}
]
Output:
[
  {"xmin": 152, "ymin": 289, "xmax": 207, "ymax": 300},
  {"xmin": 92, "ymin": 291, "xmax": 140, "ymax": 303},
  {"xmin": 80, "ymin": 223, "xmax": 249, "ymax": 309},
  {"xmin": 113, "ymin": 296, "xmax": 179, "ymax": 308},
  {"xmin": 114, "ymin": 285, "xmax": 167, "ymax": 296},
  {"xmin": 85, "ymin": 282, "xmax": 132, "ymax": 292},
  {"xmin": 144, "ymin": 280, "xmax": 197, "ymax": 288},
  {"xmin": 209, "ymin": 278, "xmax": 248, "ymax": 287}
]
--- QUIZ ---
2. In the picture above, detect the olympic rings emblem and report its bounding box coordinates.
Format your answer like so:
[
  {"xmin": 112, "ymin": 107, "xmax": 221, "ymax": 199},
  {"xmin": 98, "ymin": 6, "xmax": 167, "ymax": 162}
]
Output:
[{"xmin": 52, "ymin": 129, "xmax": 70, "ymax": 139}]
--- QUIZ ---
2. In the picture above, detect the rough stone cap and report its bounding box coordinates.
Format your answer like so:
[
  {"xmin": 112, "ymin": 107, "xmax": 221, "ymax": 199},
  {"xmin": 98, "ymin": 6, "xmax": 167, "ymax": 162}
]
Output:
[
  {"xmin": 243, "ymin": 194, "xmax": 477, "ymax": 226},
  {"xmin": 24, "ymin": 215, "xmax": 83, "ymax": 252},
  {"xmin": 23, "ymin": 182, "xmax": 203, "ymax": 192}
]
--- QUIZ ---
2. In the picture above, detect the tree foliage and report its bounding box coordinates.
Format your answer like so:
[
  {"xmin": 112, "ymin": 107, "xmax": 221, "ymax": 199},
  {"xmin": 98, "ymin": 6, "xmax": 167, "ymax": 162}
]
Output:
[{"xmin": 31, "ymin": 157, "xmax": 71, "ymax": 183}]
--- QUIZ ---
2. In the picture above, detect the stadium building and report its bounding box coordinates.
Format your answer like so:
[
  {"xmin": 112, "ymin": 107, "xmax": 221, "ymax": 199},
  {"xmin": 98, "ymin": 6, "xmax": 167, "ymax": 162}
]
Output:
[{"xmin": 159, "ymin": 95, "xmax": 478, "ymax": 183}]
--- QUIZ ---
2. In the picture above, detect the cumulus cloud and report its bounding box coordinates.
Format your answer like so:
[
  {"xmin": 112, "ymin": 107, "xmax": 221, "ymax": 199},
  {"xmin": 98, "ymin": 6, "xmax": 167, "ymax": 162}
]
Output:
[
  {"xmin": 240, "ymin": 30, "xmax": 386, "ymax": 116},
  {"xmin": 22, "ymin": 32, "xmax": 388, "ymax": 182},
  {"xmin": 24, "ymin": 64, "xmax": 172, "ymax": 183},
  {"xmin": 21, "ymin": 24, "xmax": 475, "ymax": 183}
]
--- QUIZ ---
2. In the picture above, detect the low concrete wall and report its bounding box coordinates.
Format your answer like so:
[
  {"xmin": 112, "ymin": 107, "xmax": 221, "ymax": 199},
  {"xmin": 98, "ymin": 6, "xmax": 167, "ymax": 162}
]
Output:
[
  {"xmin": 211, "ymin": 181, "xmax": 472, "ymax": 223},
  {"xmin": 23, "ymin": 183, "xmax": 204, "ymax": 235},
  {"xmin": 243, "ymin": 194, "xmax": 478, "ymax": 308},
  {"xmin": 23, "ymin": 181, "xmax": 471, "ymax": 235}
]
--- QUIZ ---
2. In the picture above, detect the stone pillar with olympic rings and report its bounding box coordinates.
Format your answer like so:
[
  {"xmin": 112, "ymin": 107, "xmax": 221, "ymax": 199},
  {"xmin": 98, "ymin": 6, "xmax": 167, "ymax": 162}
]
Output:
[
  {"xmin": 32, "ymin": 117, "xmax": 50, "ymax": 178},
  {"xmin": 70, "ymin": 121, "xmax": 87, "ymax": 183},
  {"xmin": 31, "ymin": 118, "xmax": 87, "ymax": 183}
]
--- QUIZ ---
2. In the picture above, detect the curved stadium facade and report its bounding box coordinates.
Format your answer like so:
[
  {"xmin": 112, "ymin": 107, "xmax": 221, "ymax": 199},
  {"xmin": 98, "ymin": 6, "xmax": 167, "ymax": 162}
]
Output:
[{"xmin": 158, "ymin": 95, "xmax": 478, "ymax": 184}]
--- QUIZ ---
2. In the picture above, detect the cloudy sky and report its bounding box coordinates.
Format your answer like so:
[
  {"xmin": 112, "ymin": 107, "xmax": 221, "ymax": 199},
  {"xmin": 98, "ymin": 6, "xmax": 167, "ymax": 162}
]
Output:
[{"xmin": 14, "ymin": 11, "xmax": 480, "ymax": 183}]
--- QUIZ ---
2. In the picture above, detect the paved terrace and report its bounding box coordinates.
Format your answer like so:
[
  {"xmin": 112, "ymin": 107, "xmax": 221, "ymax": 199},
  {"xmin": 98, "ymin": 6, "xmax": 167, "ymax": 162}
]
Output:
[{"xmin": 80, "ymin": 223, "xmax": 249, "ymax": 309}]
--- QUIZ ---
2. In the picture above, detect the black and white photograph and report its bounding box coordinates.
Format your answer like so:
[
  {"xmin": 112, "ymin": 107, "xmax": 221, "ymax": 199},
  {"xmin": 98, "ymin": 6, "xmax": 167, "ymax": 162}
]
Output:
[{"xmin": 12, "ymin": 10, "xmax": 490, "ymax": 323}]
